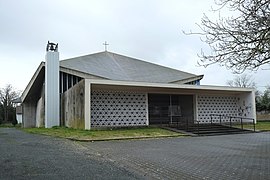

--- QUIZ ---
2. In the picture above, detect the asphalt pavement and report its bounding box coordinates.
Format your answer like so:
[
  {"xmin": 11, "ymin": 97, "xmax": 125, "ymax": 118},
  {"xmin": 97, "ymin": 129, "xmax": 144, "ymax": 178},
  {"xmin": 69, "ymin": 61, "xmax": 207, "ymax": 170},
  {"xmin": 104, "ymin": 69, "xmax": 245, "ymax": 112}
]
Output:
[
  {"xmin": 0, "ymin": 128, "xmax": 142, "ymax": 180},
  {"xmin": 79, "ymin": 131, "xmax": 270, "ymax": 180},
  {"xmin": 1, "ymin": 128, "xmax": 270, "ymax": 180}
]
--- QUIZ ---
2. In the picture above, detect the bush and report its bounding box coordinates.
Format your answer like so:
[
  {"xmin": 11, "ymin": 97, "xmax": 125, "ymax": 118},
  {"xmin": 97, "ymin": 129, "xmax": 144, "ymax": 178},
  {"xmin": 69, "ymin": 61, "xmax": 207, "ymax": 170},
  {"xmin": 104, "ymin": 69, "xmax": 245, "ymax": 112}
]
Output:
[{"xmin": 12, "ymin": 119, "xmax": 18, "ymax": 127}]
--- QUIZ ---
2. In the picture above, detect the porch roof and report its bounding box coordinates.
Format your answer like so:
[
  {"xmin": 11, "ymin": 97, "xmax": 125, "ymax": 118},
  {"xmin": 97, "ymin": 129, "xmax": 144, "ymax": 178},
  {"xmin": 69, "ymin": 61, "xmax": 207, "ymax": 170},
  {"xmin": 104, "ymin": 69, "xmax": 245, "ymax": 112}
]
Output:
[{"xmin": 87, "ymin": 79, "xmax": 255, "ymax": 95}]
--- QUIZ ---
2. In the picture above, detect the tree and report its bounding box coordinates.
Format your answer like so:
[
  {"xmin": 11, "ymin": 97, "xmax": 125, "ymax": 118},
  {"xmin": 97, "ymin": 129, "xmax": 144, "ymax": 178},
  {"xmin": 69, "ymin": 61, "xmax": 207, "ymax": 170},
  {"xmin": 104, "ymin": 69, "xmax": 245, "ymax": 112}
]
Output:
[
  {"xmin": 195, "ymin": 0, "xmax": 270, "ymax": 73},
  {"xmin": 226, "ymin": 74, "xmax": 263, "ymax": 111},
  {"xmin": 226, "ymin": 74, "xmax": 256, "ymax": 88},
  {"xmin": 0, "ymin": 84, "xmax": 20, "ymax": 124},
  {"xmin": 256, "ymin": 86, "xmax": 270, "ymax": 111}
]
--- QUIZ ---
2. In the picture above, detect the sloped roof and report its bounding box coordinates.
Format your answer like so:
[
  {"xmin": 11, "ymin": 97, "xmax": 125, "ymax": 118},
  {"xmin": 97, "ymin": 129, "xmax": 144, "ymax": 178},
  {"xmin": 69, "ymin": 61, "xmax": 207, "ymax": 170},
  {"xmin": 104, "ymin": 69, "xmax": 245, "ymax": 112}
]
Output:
[{"xmin": 60, "ymin": 51, "xmax": 202, "ymax": 83}]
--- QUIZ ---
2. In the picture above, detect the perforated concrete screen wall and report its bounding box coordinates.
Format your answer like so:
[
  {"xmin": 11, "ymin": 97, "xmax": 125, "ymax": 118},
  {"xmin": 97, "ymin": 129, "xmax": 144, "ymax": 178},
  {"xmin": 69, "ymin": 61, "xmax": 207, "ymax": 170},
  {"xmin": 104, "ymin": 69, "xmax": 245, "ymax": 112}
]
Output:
[
  {"xmin": 91, "ymin": 90, "xmax": 148, "ymax": 127},
  {"xmin": 197, "ymin": 95, "xmax": 238, "ymax": 123}
]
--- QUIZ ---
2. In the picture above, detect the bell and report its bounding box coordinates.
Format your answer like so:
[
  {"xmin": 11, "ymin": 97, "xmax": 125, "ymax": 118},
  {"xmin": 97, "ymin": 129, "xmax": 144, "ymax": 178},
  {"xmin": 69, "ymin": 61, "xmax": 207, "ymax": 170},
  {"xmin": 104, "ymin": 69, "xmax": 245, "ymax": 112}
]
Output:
[{"xmin": 49, "ymin": 43, "xmax": 55, "ymax": 51}]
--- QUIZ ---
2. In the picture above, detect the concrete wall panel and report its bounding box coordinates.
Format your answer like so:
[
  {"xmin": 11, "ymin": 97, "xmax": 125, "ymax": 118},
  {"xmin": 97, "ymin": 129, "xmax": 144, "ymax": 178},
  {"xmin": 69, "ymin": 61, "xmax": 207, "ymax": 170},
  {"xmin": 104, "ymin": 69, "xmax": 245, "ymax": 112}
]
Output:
[
  {"xmin": 197, "ymin": 95, "xmax": 238, "ymax": 123},
  {"xmin": 91, "ymin": 90, "xmax": 147, "ymax": 127},
  {"xmin": 61, "ymin": 80, "xmax": 85, "ymax": 129},
  {"xmin": 45, "ymin": 51, "xmax": 60, "ymax": 128},
  {"xmin": 238, "ymin": 91, "xmax": 256, "ymax": 123},
  {"xmin": 36, "ymin": 96, "xmax": 45, "ymax": 127},
  {"xmin": 22, "ymin": 102, "xmax": 36, "ymax": 128}
]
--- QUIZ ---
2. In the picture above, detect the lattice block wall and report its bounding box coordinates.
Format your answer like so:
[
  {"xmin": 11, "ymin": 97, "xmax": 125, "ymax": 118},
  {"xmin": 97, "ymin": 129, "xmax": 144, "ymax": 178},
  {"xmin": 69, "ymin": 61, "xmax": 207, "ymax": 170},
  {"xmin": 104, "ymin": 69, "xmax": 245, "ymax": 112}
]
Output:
[
  {"xmin": 91, "ymin": 91, "xmax": 147, "ymax": 127},
  {"xmin": 197, "ymin": 95, "xmax": 238, "ymax": 123}
]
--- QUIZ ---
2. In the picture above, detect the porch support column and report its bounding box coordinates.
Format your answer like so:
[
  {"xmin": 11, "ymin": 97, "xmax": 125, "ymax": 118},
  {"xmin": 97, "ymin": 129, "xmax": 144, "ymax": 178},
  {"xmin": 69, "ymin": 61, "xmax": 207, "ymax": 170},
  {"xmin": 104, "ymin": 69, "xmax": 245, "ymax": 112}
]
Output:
[
  {"xmin": 84, "ymin": 79, "xmax": 91, "ymax": 130},
  {"xmin": 146, "ymin": 93, "xmax": 149, "ymax": 126}
]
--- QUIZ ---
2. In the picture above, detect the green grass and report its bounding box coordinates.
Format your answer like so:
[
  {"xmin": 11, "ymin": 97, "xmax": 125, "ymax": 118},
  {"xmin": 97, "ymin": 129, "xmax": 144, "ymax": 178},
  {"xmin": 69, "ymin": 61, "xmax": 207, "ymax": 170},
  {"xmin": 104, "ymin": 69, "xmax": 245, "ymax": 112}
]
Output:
[
  {"xmin": 247, "ymin": 121, "xmax": 270, "ymax": 131},
  {"xmin": 22, "ymin": 126, "xmax": 186, "ymax": 141},
  {"xmin": 0, "ymin": 123, "xmax": 21, "ymax": 128},
  {"xmin": 233, "ymin": 121, "xmax": 270, "ymax": 131}
]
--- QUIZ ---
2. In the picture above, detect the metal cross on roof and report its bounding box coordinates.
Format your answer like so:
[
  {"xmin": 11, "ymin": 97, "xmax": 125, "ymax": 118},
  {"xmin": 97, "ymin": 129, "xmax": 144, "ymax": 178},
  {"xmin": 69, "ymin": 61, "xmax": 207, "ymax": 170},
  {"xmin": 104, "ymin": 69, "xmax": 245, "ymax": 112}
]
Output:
[{"xmin": 103, "ymin": 41, "xmax": 109, "ymax": 51}]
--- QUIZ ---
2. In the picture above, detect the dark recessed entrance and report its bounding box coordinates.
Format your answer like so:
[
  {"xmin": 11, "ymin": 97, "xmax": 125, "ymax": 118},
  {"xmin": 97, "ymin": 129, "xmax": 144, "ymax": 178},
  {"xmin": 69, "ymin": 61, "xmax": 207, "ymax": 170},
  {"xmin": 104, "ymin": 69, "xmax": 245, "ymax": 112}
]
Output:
[{"xmin": 148, "ymin": 94, "xmax": 194, "ymax": 125}]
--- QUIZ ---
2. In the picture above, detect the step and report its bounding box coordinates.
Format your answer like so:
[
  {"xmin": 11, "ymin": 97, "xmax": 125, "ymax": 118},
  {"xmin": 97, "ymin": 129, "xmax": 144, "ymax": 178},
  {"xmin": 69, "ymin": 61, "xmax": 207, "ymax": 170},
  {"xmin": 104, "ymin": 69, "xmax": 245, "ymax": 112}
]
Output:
[
  {"xmin": 194, "ymin": 131, "xmax": 254, "ymax": 136},
  {"xmin": 188, "ymin": 127, "xmax": 250, "ymax": 132},
  {"xmin": 166, "ymin": 123, "xmax": 255, "ymax": 136},
  {"xmin": 189, "ymin": 129, "xmax": 250, "ymax": 134}
]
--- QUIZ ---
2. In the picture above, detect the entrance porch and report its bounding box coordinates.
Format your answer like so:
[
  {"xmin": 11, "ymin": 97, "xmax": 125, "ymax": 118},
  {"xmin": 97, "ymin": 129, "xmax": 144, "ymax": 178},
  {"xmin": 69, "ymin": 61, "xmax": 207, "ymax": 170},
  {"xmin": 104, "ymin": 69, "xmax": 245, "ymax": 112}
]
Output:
[{"xmin": 148, "ymin": 94, "xmax": 194, "ymax": 126}]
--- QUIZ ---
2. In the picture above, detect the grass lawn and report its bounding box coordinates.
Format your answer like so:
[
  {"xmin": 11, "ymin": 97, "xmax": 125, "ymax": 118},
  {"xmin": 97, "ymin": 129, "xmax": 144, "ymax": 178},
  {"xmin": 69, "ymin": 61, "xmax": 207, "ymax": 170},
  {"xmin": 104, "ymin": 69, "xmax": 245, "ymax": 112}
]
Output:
[
  {"xmin": 0, "ymin": 123, "xmax": 20, "ymax": 128},
  {"xmin": 233, "ymin": 121, "xmax": 270, "ymax": 131},
  {"xmin": 22, "ymin": 126, "xmax": 186, "ymax": 141},
  {"xmin": 248, "ymin": 121, "xmax": 270, "ymax": 131}
]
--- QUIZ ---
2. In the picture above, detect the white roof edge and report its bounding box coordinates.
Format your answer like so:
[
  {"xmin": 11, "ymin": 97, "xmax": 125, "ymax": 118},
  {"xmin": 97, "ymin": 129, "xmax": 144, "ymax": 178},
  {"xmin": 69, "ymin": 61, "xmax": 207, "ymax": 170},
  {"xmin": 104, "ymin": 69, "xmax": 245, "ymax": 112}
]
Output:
[
  {"xmin": 170, "ymin": 75, "xmax": 204, "ymax": 84},
  {"xmin": 21, "ymin": 62, "xmax": 45, "ymax": 102},
  {"xmin": 87, "ymin": 79, "xmax": 254, "ymax": 92},
  {"xmin": 21, "ymin": 62, "xmax": 108, "ymax": 102}
]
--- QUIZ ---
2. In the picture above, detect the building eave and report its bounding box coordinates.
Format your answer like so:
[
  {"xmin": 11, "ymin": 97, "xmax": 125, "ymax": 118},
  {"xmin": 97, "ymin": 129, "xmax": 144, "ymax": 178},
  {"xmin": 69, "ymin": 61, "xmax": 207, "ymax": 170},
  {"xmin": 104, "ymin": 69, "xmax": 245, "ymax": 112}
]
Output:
[
  {"xmin": 169, "ymin": 75, "xmax": 204, "ymax": 84},
  {"xmin": 86, "ymin": 79, "xmax": 255, "ymax": 94},
  {"xmin": 21, "ymin": 62, "xmax": 45, "ymax": 102}
]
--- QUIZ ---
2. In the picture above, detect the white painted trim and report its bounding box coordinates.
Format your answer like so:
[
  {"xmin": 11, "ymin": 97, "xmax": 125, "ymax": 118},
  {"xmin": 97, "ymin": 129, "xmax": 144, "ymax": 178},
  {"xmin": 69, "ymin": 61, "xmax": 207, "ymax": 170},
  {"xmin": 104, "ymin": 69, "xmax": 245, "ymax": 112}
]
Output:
[
  {"xmin": 145, "ymin": 93, "xmax": 149, "ymax": 126},
  {"xmin": 193, "ymin": 94, "xmax": 198, "ymax": 123},
  {"xmin": 21, "ymin": 62, "xmax": 45, "ymax": 102},
  {"xmin": 66, "ymin": 74, "xmax": 68, "ymax": 92},
  {"xmin": 88, "ymin": 79, "xmax": 254, "ymax": 93},
  {"xmin": 252, "ymin": 90, "xmax": 257, "ymax": 124},
  {"xmin": 61, "ymin": 72, "xmax": 64, "ymax": 93},
  {"xmin": 84, "ymin": 79, "xmax": 91, "ymax": 130},
  {"xmin": 170, "ymin": 75, "xmax": 204, "ymax": 84}
]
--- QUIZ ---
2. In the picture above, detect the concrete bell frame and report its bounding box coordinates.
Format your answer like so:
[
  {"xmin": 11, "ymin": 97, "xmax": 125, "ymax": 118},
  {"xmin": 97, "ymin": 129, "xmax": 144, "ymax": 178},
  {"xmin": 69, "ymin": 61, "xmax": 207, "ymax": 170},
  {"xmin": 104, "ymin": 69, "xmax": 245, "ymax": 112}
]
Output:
[{"xmin": 45, "ymin": 51, "xmax": 60, "ymax": 128}]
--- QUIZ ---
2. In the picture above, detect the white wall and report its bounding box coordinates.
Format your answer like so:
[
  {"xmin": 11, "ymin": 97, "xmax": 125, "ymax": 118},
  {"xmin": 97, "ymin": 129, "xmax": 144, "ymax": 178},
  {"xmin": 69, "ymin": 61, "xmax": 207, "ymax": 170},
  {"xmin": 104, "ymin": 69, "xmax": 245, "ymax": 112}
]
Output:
[
  {"xmin": 196, "ymin": 92, "xmax": 256, "ymax": 124},
  {"xmin": 45, "ymin": 51, "xmax": 60, "ymax": 128},
  {"xmin": 196, "ymin": 95, "xmax": 238, "ymax": 123},
  {"xmin": 238, "ymin": 91, "xmax": 256, "ymax": 123},
  {"xmin": 16, "ymin": 114, "xmax": 22, "ymax": 124},
  {"xmin": 91, "ymin": 90, "xmax": 148, "ymax": 128}
]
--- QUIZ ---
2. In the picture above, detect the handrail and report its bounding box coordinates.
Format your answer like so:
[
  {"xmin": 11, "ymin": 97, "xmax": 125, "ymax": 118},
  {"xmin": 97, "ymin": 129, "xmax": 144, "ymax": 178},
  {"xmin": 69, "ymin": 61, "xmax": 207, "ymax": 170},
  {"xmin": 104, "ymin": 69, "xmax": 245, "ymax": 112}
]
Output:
[
  {"xmin": 186, "ymin": 117, "xmax": 189, "ymax": 131},
  {"xmin": 241, "ymin": 117, "xmax": 243, "ymax": 130},
  {"xmin": 209, "ymin": 114, "xmax": 255, "ymax": 121},
  {"xmin": 195, "ymin": 120, "xmax": 200, "ymax": 135},
  {"xmin": 253, "ymin": 118, "xmax": 255, "ymax": 132},
  {"xmin": 209, "ymin": 114, "xmax": 256, "ymax": 132}
]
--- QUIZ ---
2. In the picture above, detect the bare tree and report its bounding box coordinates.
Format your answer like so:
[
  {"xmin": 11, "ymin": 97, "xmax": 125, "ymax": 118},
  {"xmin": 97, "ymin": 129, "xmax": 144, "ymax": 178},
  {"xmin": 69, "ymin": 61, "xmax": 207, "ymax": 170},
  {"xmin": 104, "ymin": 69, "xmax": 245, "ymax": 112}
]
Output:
[
  {"xmin": 226, "ymin": 74, "xmax": 256, "ymax": 88},
  {"xmin": 193, "ymin": 0, "xmax": 270, "ymax": 73},
  {"xmin": 0, "ymin": 84, "xmax": 20, "ymax": 123}
]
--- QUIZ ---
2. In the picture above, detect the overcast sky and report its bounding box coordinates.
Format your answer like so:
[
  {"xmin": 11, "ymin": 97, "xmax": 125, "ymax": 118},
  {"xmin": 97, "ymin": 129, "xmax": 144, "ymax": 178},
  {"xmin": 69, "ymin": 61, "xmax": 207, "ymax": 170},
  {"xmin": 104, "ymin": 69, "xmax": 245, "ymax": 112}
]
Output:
[{"xmin": 0, "ymin": 0, "xmax": 269, "ymax": 93}]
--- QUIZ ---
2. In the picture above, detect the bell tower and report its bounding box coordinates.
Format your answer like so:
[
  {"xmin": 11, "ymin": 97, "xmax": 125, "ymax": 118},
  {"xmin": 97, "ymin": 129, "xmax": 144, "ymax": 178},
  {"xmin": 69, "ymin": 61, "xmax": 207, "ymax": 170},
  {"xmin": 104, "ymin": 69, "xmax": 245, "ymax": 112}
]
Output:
[{"xmin": 45, "ymin": 41, "xmax": 59, "ymax": 128}]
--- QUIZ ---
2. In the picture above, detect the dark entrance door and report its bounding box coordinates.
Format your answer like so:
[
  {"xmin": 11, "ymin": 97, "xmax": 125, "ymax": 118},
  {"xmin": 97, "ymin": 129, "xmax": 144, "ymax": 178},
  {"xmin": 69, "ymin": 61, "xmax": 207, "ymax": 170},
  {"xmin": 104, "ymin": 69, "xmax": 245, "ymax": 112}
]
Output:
[
  {"xmin": 148, "ymin": 94, "xmax": 194, "ymax": 125},
  {"xmin": 148, "ymin": 94, "xmax": 170, "ymax": 124}
]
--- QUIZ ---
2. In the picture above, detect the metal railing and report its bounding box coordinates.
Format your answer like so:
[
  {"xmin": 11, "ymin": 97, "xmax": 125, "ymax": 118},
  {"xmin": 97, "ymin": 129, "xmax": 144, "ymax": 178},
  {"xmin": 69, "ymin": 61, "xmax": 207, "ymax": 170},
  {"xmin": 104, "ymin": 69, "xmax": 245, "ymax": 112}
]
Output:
[
  {"xmin": 209, "ymin": 114, "xmax": 256, "ymax": 132},
  {"xmin": 195, "ymin": 120, "xmax": 200, "ymax": 135},
  {"xmin": 165, "ymin": 114, "xmax": 256, "ymax": 135},
  {"xmin": 167, "ymin": 116, "xmax": 193, "ymax": 130}
]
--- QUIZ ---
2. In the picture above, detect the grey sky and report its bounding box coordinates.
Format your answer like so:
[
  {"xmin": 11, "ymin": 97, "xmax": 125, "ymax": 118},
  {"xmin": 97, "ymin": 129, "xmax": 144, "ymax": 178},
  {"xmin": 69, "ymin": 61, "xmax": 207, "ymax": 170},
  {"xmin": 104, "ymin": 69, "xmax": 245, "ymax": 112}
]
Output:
[{"xmin": 0, "ymin": 0, "xmax": 269, "ymax": 92}]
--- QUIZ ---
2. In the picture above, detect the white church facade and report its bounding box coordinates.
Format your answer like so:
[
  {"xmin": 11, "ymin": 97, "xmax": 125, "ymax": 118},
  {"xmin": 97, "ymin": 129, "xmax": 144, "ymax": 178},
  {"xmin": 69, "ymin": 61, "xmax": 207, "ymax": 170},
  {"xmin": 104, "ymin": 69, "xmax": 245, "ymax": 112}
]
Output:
[{"xmin": 20, "ymin": 43, "xmax": 256, "ymax": 130}]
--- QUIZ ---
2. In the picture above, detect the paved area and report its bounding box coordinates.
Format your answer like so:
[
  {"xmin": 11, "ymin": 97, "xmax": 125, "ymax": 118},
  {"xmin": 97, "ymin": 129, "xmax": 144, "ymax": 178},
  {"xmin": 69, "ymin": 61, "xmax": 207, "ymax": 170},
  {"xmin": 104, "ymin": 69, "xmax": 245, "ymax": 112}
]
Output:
[
  {"xmin": 0, "ymin": 128, "xmax": 142, "ymax": 180},
  {"xmin": 80, "ymin": 132, "xmax": 270, "ymax": 180},
  {"xmin": 1, "ymin": 128, "xmax": 270, "ymax": 180}
]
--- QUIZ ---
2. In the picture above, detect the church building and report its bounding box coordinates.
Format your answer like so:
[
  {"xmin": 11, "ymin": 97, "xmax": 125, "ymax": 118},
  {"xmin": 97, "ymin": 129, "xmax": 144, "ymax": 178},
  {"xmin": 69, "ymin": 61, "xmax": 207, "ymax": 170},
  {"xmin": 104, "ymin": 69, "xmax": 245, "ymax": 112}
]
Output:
[{"xmin": 20, "ymin": 43, "xmax": 256, "ymax": 130}]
